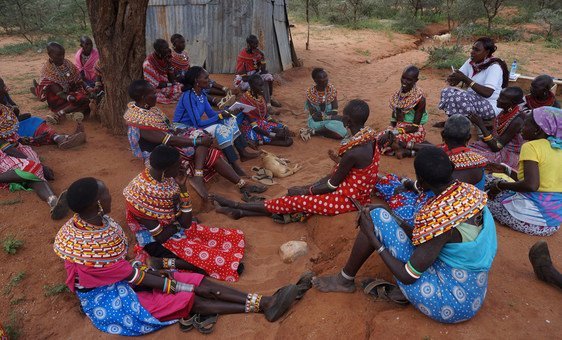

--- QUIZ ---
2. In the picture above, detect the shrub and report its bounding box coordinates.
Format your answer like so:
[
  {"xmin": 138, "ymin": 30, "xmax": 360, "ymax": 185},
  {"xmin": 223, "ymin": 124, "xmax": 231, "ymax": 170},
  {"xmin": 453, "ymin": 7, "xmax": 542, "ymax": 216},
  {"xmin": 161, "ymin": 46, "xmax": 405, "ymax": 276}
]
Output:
[
  {"xmin": 2, "ymin": 236, "xmax": 23, "ymax": 255},
  {"xmin": 425, "ymin": 45, "xmax": 466, "ymax": 69},
  {"xmin": 3, "ymin": 271, "xmax": 26, "ymax": 295},
  {"xmin": 44, "ymin": 283, "xmax": 70, "ymax": 296},
  {"xmin": 391, "ymin": 14, "xmax": 425, "ymax": 34}
]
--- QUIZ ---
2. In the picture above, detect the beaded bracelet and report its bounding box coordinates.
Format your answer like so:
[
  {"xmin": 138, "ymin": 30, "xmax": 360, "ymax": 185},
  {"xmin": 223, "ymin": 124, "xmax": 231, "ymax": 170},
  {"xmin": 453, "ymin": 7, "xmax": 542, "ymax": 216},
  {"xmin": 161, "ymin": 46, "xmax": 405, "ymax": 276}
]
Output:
[{"xmin": 405, "ymin": 261, "xmax": 422, "ymax": 279}]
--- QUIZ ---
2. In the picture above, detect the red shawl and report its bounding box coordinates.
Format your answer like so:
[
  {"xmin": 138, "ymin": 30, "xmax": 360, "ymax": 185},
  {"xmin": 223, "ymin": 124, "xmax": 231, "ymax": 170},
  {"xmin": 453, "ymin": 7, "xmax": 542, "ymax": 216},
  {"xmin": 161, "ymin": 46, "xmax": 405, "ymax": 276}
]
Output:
[
  {"xmin": 525, "ymin": 92, "xmax": 556, "ymax": 109},
  {"xmin": 236, "ymin": 48, "xmax": 265, "ymax": 74}
]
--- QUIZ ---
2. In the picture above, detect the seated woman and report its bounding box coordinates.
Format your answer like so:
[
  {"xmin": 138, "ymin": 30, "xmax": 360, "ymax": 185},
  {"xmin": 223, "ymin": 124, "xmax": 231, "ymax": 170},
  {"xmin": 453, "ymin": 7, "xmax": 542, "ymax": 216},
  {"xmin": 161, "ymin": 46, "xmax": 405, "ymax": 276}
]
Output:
[
  {"xmin": 376, "ymin": 115, "xmax": 487, "ymax": 225},
  {"xmin": 1, "ymin": 77, "xmax": 86, "ymax": 149},
  {"xmin": 301, "ymin": 68, "xmax": 347, "ymax": 141},
  {"xmin": 73, "ymin": 36, "xmax": 99, "ymax": 88},
  {"xmin": 487, "ymin": 107, "xmax": 562, "ymax": 236},
  {"xmin": 523, "ymin": 75, "xmax": 560, "ymax": 110},
  {"xmin": 438, "ymin": 37, "xmax": 509, "ymax": 125},
  {"xmin": 169, "ymin": 33, "xmax": 230, "ymax": 106},
  {"xmin": 173, "ymin": 67, "xmax": 259, "ymax": 177},
  {"xmin": 0, "ymin": 104, "xmax": 68, "ymax": 219},
  {"xmin": 234, "ymin": 35, "xmax": 279, "ymax": 107},
  {"xmin": 124, "ymin": 80, "xmax": 264, "ymax": 199},
  {"xmin": 54, "ymin": 177, "xmax": 304, "ymax": 336},
  {"xmin": 379, "ymin": 66, "xmax": 428, "ymax": 158},
  {"xmin": 469, "ymin": 87, "xmax": 525, "ymax": 172},
  {"xmin": 124, "ymin": 145, "xmax": 246, "ymax": 282},
  {"xmin": 31, "ymin": 42, "xmax": 90, "ymax": 124},
  {"xmin": 143, "ymin": 39, "xmax": 183, "ymax": 104},
  {"xmin": 314, "ymin": 147, "xmax": 497, "ymax": 324},
  {"xmin": 213, "ymin": 100, "xmax": 380, "ymax": 221},
  {"xmin": 239, "ymin": 75, "xmax": 293, "ymax": 147}
]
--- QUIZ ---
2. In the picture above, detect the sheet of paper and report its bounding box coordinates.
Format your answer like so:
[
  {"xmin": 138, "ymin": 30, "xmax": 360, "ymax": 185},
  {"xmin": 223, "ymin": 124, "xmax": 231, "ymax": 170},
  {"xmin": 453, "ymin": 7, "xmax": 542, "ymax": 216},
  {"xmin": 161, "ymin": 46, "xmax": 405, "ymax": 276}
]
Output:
[{"xmin": 229, "ymin": 101, "xmax": 255, "ymax": 113}]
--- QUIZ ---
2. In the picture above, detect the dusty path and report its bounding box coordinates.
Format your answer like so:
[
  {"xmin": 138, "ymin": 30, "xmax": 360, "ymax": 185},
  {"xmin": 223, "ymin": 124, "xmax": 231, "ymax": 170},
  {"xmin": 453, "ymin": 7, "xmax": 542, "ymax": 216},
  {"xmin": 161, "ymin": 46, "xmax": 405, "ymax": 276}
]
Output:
[{"xmin": 0, "ymin": 23, "xmax": 560, "ymax": 339}]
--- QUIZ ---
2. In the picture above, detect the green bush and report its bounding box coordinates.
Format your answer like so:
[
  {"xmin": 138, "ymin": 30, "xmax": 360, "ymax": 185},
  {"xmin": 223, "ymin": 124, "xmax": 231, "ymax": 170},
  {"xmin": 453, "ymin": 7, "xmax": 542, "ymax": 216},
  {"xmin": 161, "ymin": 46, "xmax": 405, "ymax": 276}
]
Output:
[
  {"xmin": 453, "ymin": 23, "xmax": 522, "ymax": 42},
  {"xmin": 391, "ymin": 14, "xmax": 425, "ymax": 34},
  {"xmin": 43, "ymin": 283, "xmax": 70, "ymax": 296},
  {"xmin": 425, "ymin": 45, "xmax": 466, "ymax": 69},
  {"xmin": 2, "ymin": 236, "xmax": 23, "ymax": 255}
]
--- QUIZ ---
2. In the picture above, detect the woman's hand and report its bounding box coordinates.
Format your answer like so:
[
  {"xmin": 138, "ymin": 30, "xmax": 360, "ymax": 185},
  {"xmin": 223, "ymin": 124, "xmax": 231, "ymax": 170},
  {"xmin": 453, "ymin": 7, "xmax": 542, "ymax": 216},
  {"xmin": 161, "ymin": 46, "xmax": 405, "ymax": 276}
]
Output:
[
  {"xmin": 357, "ymin": 207, "xmax": 383, "ymax": 248},
  {"xmin": 311, "ymin": 112, "xmax": 323, "ymax": 122},
  {"xmin": 468, "ymin": 113, "xmax": 485, "ymax": 129},
  {"xmin": 448, "ymin": 70, "xmax": 469, "ymax": 85},
  {"xmin": 287, "ymin": 186, "xmax": 308, "ymax": 196}
]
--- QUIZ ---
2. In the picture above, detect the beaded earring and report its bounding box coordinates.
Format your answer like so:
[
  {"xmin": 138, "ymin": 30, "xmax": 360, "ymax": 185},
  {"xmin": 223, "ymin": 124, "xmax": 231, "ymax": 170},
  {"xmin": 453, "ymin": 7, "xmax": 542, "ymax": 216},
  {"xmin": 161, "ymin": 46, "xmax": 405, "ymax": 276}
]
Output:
[
  {"xmin": 97, "ymin": 201, "xmax": 104, "ymax": 216},
  {"xmin": 161, "ymin": 170, "xmax": 166, "ymax": 181}
]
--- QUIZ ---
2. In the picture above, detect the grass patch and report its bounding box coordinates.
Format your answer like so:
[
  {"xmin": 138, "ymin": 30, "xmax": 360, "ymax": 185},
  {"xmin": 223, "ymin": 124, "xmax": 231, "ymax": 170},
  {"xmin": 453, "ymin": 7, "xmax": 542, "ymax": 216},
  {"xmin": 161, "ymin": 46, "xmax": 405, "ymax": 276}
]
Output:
[
  {"xmin": 544, "ymin": 37, "xmax": 561, "ymax": 49},
  {"xmin": 43, "ymin": 283, "xmax": 70, "ymax": 297},
  {"xmin": 425, "ymin": 45, "xmax": 466, "ymax": 69},
  {"xmin": 2, "ymin": 235, "xmax": 24, "ymax": 255},
  {"xmin": 354, "ymin": 48, "xmax": 371, "ymax": 57},
  {"xmin": 0, "ymin": 35, "xmax": 83, "ymax": 56},
  {"xmin": 3, "ymin": 271, "xmax": 26, "ymax": 295},
  {"xmin": 0, "ymin": 198, "xmax": 23, "ymax": 206},
  {"xmin": 5, "ymin": 310, "xmax": 22, "ymax": 340},
  {"xmin": 453, "ymin": 24, "xmax": 522, "ymax": 42},
  {"xmin": 10, "ymin": 297, "xmax": 26, "ymax": 306},
  {"xmin": 391, "ymin": 15, "xmax": 425, "ymax": 35}
]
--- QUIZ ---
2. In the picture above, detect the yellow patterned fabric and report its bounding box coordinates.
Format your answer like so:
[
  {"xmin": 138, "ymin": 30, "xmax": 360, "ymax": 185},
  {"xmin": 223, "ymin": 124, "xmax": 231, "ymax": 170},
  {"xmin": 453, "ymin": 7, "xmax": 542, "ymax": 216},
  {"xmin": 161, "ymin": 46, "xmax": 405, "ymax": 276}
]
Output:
[
  {"xmin": 53, "ymin": 214, "xmax": 128, "ymax": 267},
  {"xmin": 123, "ymin": 168, "xmax": 180, "ymax": 220},
  {"xmin": 123, "ymin": 102, "xmax": 171, "ymax": 131},
  {"xmin": 412, "ymin": 181, "xmax": 487, "ymax": 246},
  {"xmin": 0, "ymin": 104, "xmax": 19, "ymax": 142}
]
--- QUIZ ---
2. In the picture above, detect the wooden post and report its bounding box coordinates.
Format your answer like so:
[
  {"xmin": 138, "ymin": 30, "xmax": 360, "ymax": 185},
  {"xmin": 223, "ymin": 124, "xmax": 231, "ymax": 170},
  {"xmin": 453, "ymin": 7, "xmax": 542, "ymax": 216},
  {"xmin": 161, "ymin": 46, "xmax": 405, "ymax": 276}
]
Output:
[{"xmin": 306, "ymin": 0, "xmax": 310, "ymax": 50}]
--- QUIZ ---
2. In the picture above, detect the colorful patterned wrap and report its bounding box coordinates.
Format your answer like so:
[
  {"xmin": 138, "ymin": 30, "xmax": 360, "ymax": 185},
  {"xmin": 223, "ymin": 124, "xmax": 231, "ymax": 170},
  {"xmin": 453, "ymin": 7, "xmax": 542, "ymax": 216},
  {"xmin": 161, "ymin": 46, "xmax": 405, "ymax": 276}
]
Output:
[
  {"xmin": 412, "ymin": 181, "xmax": 487, "ymax": 246},
  {"xmin": 53, "ymin": 214, "xmax": 128, "ymax": 267},
  {"xmin": 123, "ymin": 169, "xmax": 179, "ymax": 221},
  {"xmin": 239, "ymin": 91, "xmax": 283, "ymax": 144},
  {"xmin": 444, "ymin": 146, "xmax": 488, "ymax": 170}
]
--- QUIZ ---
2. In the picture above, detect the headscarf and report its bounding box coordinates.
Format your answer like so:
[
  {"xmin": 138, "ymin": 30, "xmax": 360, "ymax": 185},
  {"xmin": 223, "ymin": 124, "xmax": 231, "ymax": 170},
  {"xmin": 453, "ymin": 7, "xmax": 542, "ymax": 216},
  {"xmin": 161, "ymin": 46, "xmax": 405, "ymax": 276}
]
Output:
[
  {"xmin": 74, "ymin": 48, "xmax": 100, "ymax": 82},
  {"xmin": 533, "ymin": 106, "xmax": 562, "ymax": 149},
  {"xmin": 412, "ymin": 181, "xmax": 487, "ymax": 246}
]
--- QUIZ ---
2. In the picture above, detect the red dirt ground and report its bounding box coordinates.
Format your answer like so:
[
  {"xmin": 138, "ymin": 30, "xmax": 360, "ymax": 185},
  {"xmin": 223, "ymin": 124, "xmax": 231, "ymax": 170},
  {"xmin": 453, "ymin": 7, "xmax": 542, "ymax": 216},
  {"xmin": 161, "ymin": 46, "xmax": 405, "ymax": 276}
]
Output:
[{"xmin": 0, "ymin": 23, "xmax": 560, "ymax": 339}]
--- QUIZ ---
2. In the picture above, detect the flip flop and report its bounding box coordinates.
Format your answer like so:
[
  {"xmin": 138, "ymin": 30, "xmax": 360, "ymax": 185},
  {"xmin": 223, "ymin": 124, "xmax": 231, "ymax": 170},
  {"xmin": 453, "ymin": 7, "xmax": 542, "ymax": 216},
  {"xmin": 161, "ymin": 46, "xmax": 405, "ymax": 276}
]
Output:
[
  {"xmin": 240, "ymin": 183, "xmax": 268, "ymax": 194},
  {"xmin": 264, "ymin": 284, "xmax": 299, "ymax": 322},
  {"xmin": 251, "ymin": 167, "xmax": 277, "ymax": 186},
  {"xmin": 179, "ymin": 314, "xmax": 197, "ymax": 332},
  {"xmin": 58, "ymin": 132, "xmax": 86, "ymax": 150},
  {"xmin": 295, "ymin": 271, "xmax": 315, "ymax": 300},
  {"xmin": 50, "ymin": 190, "xmax": 69, "ymax": 220},
  {"xmin": 193, "ymin": 314, "xmax": 218, "ymax": 334},
  {"xmin": 362, "ymin": 278, "xmax": 409, "ymax": 305},
  {"xmin": 241, "ymin": 191, "xmax": 265, "ymax": 203},
  {"xmin": 299, "ymin": 127, "xmax": 313, "ymax": 142}
]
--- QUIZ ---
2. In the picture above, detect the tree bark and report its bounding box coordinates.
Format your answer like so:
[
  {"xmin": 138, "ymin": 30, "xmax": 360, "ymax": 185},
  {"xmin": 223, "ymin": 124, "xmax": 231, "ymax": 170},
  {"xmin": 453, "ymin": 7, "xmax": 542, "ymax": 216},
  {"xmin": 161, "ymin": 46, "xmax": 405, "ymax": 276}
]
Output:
[{"xmin": 86, "ymin": 0, "xmax": 149, "ymax": 135}]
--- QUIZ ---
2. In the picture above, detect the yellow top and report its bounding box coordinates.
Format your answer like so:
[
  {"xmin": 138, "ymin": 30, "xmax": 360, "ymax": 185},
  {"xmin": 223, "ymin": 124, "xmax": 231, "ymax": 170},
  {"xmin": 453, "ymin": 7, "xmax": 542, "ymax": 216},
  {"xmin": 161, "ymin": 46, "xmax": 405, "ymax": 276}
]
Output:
[{"xmin": 518, "ymin": 139, "xmax": 562, "ymax": 192}]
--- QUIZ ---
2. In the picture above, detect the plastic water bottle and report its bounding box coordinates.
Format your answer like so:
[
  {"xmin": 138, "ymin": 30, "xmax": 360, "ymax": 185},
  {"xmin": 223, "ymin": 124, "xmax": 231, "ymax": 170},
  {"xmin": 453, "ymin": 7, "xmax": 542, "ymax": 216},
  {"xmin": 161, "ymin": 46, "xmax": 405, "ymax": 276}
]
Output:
[{"xmin": 509, "ymin": 59, "xmax": 517, "ymax": 79}]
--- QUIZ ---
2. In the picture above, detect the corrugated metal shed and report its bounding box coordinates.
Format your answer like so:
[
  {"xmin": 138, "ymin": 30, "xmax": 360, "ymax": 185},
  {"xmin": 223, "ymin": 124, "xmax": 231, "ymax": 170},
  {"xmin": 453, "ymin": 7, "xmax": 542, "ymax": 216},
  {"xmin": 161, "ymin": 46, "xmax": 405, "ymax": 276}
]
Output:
[{"xmin": 146, "ymin": 0, "xmax": 296, "ymax": 74}]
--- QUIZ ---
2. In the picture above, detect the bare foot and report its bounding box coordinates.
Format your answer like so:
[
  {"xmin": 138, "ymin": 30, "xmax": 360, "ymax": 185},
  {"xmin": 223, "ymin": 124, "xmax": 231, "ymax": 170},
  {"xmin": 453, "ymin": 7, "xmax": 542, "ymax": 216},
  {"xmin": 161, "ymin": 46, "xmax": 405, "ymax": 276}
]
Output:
[
  {"xmin": 213, "ymin": 201, "xmax": 242, "ymax": 219},
  {"xmin": 210, "ymin": 194, "xmax": 237, "ymax": 208},
  {"xmin": 188, "ymin": 177, "xmax": 209, "ymax": 199},
  {"xmin": 312, "ymin": 273, "xmax": 356, "ymax": 293}
]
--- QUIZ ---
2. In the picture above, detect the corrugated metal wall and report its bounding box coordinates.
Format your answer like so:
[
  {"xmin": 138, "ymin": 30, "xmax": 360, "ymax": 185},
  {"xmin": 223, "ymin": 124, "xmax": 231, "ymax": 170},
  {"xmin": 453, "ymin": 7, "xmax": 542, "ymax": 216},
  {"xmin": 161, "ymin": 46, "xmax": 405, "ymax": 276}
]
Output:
[{"xmin": 145, "ymin": 0, "xmax": 293, "ymax": 74}]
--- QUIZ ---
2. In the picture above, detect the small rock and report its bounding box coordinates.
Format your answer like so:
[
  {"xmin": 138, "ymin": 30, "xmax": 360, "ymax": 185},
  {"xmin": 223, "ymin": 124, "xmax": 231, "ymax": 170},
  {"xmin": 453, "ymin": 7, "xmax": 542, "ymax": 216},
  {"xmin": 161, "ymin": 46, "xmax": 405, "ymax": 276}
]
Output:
[{"xmin": 279, "ymin": 241, "xmax": 308, "ymax": 263}]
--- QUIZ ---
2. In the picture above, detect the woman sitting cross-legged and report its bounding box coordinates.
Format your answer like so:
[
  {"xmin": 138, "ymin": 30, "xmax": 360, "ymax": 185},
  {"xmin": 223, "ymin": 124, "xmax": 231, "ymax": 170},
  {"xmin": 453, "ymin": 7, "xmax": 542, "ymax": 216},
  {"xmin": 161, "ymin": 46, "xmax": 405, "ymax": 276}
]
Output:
[
  {"xmin": 213, "ymin": 100, "xmax": 380, "ymax": 222},
  {"xmin": 124, "ymin": 145, "xmax": 246, "ymax": 282},
  {"xmin": 376, "ymin": 114, "xmax": 488, "ymax": 226},
  {"xmin": 378, "ymin": 65, "xmax": 428, "ymax": 159},
  {"xmin": 486, "ymin": 107, "xmax": 562, "ymax": 236},
  {"xmin": 313, "ymin": 147, "xmax": 497, "ymax": 324},
  {"xmin": 469, "ymin": 87, "xmax": 526, "ymax": 172},
  {"xmin": 54, "ymin": 177, "xmax": 305, "ymax": 336},
  {"xmin": 0, "ymin": 104, "xmax": 68, "ymax": 219},
  {"xmin": 124, "ymin": 80, "xmax": 265, "ymax": 199},
  {"xmin": 173, "ymin": 66, "xmax": 259, "ymax": 177},
  {"xmin": 239, "ymin": 74, "xmax": 294, "ymax": 147},
  {"xmin": 301, "ymin": 68, "xmax": 347, "ymax": 141}
]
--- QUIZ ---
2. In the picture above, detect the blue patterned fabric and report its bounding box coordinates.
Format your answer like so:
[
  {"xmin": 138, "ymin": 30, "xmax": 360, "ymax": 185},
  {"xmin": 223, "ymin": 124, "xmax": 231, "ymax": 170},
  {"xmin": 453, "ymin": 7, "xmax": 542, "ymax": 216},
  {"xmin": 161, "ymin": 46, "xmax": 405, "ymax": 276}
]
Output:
[
  {"xmin": 369, "ymin": 207, "xmax": 494, "ymax": 323},
  {"xmin": 76, "ymin": 281, "xmax": 176, "ymax": 336}
]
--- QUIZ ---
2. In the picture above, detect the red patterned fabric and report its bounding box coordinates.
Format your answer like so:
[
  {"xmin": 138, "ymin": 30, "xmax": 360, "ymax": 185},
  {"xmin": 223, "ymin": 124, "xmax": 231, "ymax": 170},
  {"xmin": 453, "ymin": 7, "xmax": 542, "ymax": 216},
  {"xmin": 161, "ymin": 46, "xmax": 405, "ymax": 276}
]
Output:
[
  {"xmin": 264, "ymin": 146, "xmax": 380, "ymax": 216},
  {"xmin": 236, "ymin": 48, "xmax": 265, "ymax": 74},
  {"xmin": 142, "ymin": 53, "xmax": 182, "ymax": 104}
]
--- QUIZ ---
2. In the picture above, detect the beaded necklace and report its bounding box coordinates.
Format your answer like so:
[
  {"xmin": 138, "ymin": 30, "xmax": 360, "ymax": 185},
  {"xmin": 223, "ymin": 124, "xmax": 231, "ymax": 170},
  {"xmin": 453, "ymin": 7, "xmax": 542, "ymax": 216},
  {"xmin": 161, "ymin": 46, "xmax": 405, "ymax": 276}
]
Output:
[
  {"xmin": 443, "ymin": 145, "xmax": 487, "ymax": 170},
  {"xmin": 243, "ymin": 91, "xmax": 267, "ymax": 119},
  {"xmin": 338, "ymin": 126, "xmax": 376, "ymax": 156},
  {"xmin": 0, "ymin": 104, "xmax": 19, "ymax": 142},
  {"xmin": 123, "ymin": 102, "xmax": 171, "ymax": 131},
  {"xmin": 306, "ymin": 83, "xmax": 337, "ymax": 105},
  {"xmin": 389, "ymin": 86, "xmax": 424, "ymax": 111},
  {"xmin": 192, "ymin": 89, "xmax": 205, "ymax": 104},
  {"xmin": 39, "ymin": 59, "xmax": 81, "ymax": 92},
  {"xmin": 495, "ymin": 106, "xmax": 521, "ymax": 136}
]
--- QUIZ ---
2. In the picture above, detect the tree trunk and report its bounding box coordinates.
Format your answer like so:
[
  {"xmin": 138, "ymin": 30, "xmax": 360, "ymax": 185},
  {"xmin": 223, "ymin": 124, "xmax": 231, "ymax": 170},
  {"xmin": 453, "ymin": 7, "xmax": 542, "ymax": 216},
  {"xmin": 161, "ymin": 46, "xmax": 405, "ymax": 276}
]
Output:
[{"xmin": 86, "ymin": 0, "xmax": 149, "ymax": 135}]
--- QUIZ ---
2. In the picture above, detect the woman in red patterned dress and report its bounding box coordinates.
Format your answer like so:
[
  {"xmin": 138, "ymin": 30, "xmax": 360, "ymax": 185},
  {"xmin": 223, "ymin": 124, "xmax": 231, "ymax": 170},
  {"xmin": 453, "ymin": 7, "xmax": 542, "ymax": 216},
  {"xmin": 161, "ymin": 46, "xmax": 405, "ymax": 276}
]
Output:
[
  {"xmin": 124, "ymin": 145, "xmax": 246, "ymax": 282},
  {"xmin": 239, "ymin": 75, "xmax": 293, "ymax": 147},
  {"xmin": 213, "ymin": 100, "xmax": 380, "ymax": 221}
]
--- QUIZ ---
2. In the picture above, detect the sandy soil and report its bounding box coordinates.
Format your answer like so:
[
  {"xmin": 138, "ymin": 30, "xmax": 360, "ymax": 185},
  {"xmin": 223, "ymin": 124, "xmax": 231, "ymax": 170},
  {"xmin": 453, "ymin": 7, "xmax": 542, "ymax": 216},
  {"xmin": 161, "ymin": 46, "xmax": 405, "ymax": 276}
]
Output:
[{"xmin": 1, "ymin": 23, "xmax": 561, "ymax": 339}]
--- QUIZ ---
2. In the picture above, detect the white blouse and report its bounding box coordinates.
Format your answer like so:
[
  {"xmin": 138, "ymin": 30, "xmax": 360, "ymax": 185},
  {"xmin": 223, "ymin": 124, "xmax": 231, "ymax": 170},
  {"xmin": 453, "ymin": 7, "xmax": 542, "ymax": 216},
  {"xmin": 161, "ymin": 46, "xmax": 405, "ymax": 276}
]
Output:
[{"xmin": 459, "ymin": 59, "xmax": 504, "ymax": 116}]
